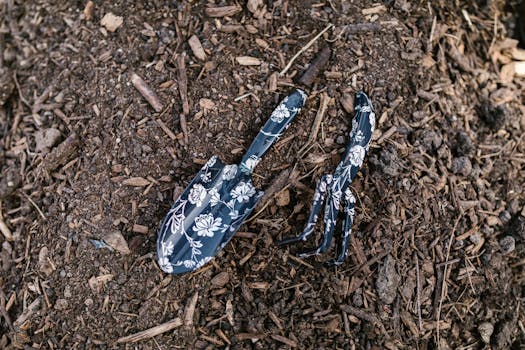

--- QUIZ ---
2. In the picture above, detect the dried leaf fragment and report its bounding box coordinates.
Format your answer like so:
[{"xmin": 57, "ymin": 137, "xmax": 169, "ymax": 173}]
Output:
[
  {"xmin": 211, "ymin": 272, "xmax": 229, "ymax": 288},
  {"xmin": 103, "ymin": 231, "xmax": 130, "ymax": 255},
  {"xmin": 38, "ymin": 246, "xmax": 55, "ymax": 276},
  {"xmin": 188, "ymin": 35, "xmax": 207, "ymax": 61},
  {"xmin": 101, "ymin": 12, "xmax": 123, "ymax": 32},
  {"xmin": 236, "ymin": 56, "xmax": 261, "ymax": 66}
]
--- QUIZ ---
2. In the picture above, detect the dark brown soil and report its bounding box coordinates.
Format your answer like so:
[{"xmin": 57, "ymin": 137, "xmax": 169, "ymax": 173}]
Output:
[{"xmin": 1, "ymin": 1, "xmax": 524, "ymax": 349}]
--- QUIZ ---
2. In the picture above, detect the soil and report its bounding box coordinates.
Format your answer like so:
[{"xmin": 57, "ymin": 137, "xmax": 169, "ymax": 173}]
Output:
[{"xmin": 1, "ymin": 0, "xmax": 525, "ymax": 349}]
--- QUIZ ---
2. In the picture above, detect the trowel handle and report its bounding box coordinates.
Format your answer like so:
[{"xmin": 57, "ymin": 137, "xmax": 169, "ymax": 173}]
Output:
[{"xmin": 239, "ymin": 89, "xmax": 307, "ymax": 174}]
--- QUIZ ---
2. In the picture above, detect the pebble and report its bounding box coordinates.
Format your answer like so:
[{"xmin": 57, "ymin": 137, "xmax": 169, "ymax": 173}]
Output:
[
  {"xmin": 478, "ymin": 322, "xmax": 494, "ymax": 344},
  {"xmin": 55, "ymin": 298, "xmax": 69, "ymax": 310},
  {"xmin": 451, "ymin": 156, "xmax": 472, "ymax": 176},
  {"xmin": 499, "ymin": 236, "xmax": 515, "ymax": 254},
  {"xmin": 376, "ymin": 255, "xmax": 401, "ymax": 304}
]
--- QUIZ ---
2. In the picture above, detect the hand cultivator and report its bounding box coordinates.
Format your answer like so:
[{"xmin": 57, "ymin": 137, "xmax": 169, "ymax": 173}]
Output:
[{"xmin": 278, "ymin": 92, "xmax": 375, "ymax": 265}]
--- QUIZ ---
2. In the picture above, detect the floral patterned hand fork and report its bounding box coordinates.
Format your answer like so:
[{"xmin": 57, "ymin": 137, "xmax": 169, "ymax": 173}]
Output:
[
  {"xmin": 278, "ymin": 92, "xmax": 375, "ymax": 265},
  {"xmin": 157, "ymin": 90, "xmax": 307, "ymax": 274}
]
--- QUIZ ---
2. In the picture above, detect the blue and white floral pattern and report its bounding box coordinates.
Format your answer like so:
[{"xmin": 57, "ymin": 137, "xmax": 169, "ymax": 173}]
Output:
[
  {"xmin": 278, "ymin": 91, "xmax": 375, "ymax": 266},
  {"xmin": 157, "ymin": 90, "xmax": 307, "ymax": 274}
]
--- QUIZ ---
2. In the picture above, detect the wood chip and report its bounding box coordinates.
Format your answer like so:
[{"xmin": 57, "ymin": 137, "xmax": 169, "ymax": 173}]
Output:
[
  {"xmin": 100, "ymin": 12, "xmax": 123, "ymax": 32},
  {"xmin": 270, "ymin": 334, "xmax": 297, "ymax": 348},
  {"xmin": 188, "ymin": 35, "xmax": 207, "ymax": 61},
  {"xmin": 361, "ymin": 5, "xmax": 387, "ymax": 15},
  {"xmin": 236, "ymin": 56, "xmax": 262, "ymax": 66},
  {"xmin": 211, "ymin": 272, "xmax": 229, "ymax": 288},
  {"xmin": 83, "ymin": 1, "xmax": 95, "ymax": 21},
  {"xmin": 515, "ymin": 61, "xmax": 525, "ymax": 77},
  {"xmin": 130, "ymin": 73, "xmax": 163, "ymax": 112},
  {"xmin": 0, "ymin": 218, "xmax": 13, "ymax": 241},
  {"xmin": 123, "ymin": 177, "xmax": 150, "ymax": 187},
  {"xmin": 205, "ymin": 6, "xmax": 242, "ymax": 18},
  {"xmin": 132, "ymin": 224, "xmax": 148, "ymax": 235},
  {"xmin": 184, "ymin": 292, "xmax": 199, "ymax": 326},
  {"xmin": 116, "ymin": 318, "xmax": 183, "ymax": 343}
]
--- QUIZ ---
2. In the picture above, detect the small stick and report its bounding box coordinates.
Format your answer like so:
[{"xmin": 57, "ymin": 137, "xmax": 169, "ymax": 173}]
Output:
[
  {"xmin": 415, "ymin": 253, "xmax": 423, "ymax": 334},
  {"xmin": 436, "ymin": 216, "xmax": 461, "ymax": 346},
  {"xmin": 298, "ymin": 92, "xmax": 330, "ymax": 158},
  {"xmin": 176, "ymin": 53, "xmax": 190, "ymax": 143},
  {"xmin": 176, "ymin": 53, "xmax": 190, "ymax": 115},
  {"xmin": 183, "ymin": 292, "xmax": 199, "ymax": 326},
  {"xmin": 131, "ymin": 73, "xmax": 163, "ymax": 112},
  {"xmin": 0, "ymin": 288, "xmax": 15, "ymax": 334},
  {"xmin": 0, "ymin": 208, "xmax": 13, "ymax": 241},
  {"xmin": 297, "ymin": 46, "xmax": 331, "ymax": 86},
  {"xmin": 280, "ymin": 23, "xmax": 333, "ymax": 76},
  {"xmin": 116, "ymin": 317, "xmax": 183, "ymax": 343},
  {"xmin": 20, "ymin": 192, "xmax": 46, "ymax": 220},
  {"xmin": 340, "ymin": 304, "xmax": 387, "ymax": 334}
]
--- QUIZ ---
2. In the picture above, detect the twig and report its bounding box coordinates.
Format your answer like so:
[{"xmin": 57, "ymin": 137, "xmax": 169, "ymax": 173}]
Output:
[
  {"xmin": 183, "ymin": 292, "xmax": 199, "ymax": 326},
  {"xmin": 415, "ymin": 253, "xmax": 423, "ymax": 334},
  {"xmin": 0, "ymin": 288, "xmax": 15, "ymax": 334},
  {"xmin": 297, "ymin": 46, "xmax": 331, "ymax": 87},
  {"xmin": 0, "ymin": 202, "xmax": 13, "ymax": 241},
  {"xmin": 340, "ymin": 304, "xmax": 387, "ymax": 334},
  {"xmin": 130, "ymin": 73, "xmax": 163, "ymax": 112},
  {"xmin": 176, "ymin": 53, "xmax": 190, "ymax": 115},
  {"xmin": 176, "ymin": 52, "xmax": 190, "ymax": 143},
  {"xmin": 20, "ymin": 192, "xmax": 46, "ymax": 220},
  {"xmin": 116, "ymin": 317, "xmax": 183, "ymax": 343},
  {"xmin": 14, "ymin": 297, "xmax": 41, "ymax": 328},
  {"xmin": 298, "ymin": 92, "xmax": 330, "ymax": 158},
  {"xmin": 436, "ymin": 216, "xmax": 461, "ymax": 348},
  {"xmin": 280, "ymin": 23, "xmax": 333, "ymax": 76}
]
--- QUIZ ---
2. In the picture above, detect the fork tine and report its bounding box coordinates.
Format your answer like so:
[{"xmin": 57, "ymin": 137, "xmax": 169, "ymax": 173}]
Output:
[
  {"xmin": 277, "ymin": 175, "xmax": 330, "ymax": 246},
  {"xmin": 298, "ymin": 188, "xmax": 340, "ymax": 257},
  {"xmin": 328, "ymin": 192, "xmax": 356, "ymax": 265}
]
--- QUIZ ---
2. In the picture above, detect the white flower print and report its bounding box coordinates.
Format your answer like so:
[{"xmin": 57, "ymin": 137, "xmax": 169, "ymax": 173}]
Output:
[
  {"xmin": 270, "ymin": 102, "xmax": 290, "ymax": 123},
  {"xmin": 188, "ymin": 183, "xmax": 207, "ymax": 207},
  {"xmin": 169, "ymin": 211, "xmax": 184, "ymax": 234},
  {"xmin": 243, "ymin": 155, "xmax": 260, "ymax": 172},
  {"xmin": 231, "ymin": 182, "xmax": 256, "ymax": 203},
  {"xmin": 193, "ymin": 213, "xmax": 223, "ymax": 237},
  {"xmin": 332, "ymin": 189, "xmax": 342, "ymax": 209},
  {"xmin": 354, "ymin": 130, "xmax": 365, "ymax": 143},
  {"xmin": 222, "ymin": 165, "xmax": 238, "ymax": 181},
  {"xmin": 195, "ymin": 256, "xmax": 213, "ymax": 269},
  {"xmin": 206, "ymin": 156, "xmax": 217, "ymax": 167},
  {"xmin": 208, "ymin": 187, "xmax": 220, "ymax": 206},
  {"xmin": 344, "ymin": 188, "xmax": 356, "ymax": 204},
  {"xmin": 369, "ymin": 111, "xmax": 376, "ymax": 130},
  {"xmin": 229, "ymin": 209, "xmax": 240, "ymax": 220},
  {"xmin": 345, "ymin": 207, "xmax": 355, "ymax": 218},
  {"xmin": 162, "ymin": 240, "xmax": 174, "ymax": 256},
  {"xmin": 200, "ymin": 171, "xmax": 211, "ymax": 183},
  {"xmin": 360, "ymin": 105, "xmax": 372, "ymax": 113},
  {"xmin": 183, "ymin": 260, "xmax": 196, "ymax": 269},
  {"xmin": 347, "ymin": 145, "xmax": 366, "ymax": 167},
  {"xmin": 351, "ymin": 117, "xmax": 358, "ymax": 135},
  {"xmin": 158, "ymin": 256, "xmax": 173, "ymax": 273}
]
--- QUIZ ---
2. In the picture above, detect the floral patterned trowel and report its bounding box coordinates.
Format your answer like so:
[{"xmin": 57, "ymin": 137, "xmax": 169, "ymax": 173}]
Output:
[{"xmin": 157, "ymin": 90, "xmax": 307, "ymax": 274}]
